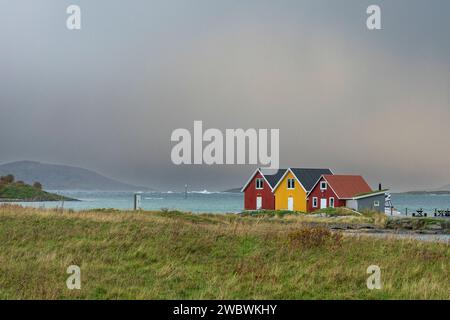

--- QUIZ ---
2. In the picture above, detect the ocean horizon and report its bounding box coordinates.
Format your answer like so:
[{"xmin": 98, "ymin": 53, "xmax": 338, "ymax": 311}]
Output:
[{"xmin": 4, "ymin": 190, "xmax": 450, "ymax": 215}]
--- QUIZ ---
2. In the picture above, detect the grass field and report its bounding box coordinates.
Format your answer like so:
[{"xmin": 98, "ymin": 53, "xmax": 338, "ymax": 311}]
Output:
[{"xmin": 0, "ymin": 205, "xmax": 448, "ymax": 299}]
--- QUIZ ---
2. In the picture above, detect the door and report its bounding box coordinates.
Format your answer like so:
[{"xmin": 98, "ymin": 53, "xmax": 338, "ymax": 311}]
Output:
[
  {"xmin": 288, "ymin": 197, "xmax": 294, "ymax": 211},
  {"xmin": 256, "ymin": 196, "xmax": 262, "ymax": 210},
  {"xmin": 320, "ymin": 198, "xmax": 327, "ymax": 209}
]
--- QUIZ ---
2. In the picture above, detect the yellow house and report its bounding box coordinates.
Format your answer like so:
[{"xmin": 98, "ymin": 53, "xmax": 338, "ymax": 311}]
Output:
[{"xmin": 273, "ymin": 168, "xmax": 332, "ymax": 212}]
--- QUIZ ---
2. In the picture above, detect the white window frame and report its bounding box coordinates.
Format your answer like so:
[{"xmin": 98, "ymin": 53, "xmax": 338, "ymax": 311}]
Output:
[
  {"xmin": 329, "ymin": 197, "xmax": 335, "ymax": 208},
  {"xmin": 255, "ymin": 178, "xmax": 264, "ymax": 190},
  {"xmin": 374, "ymin": 200, "xmax": 380, "ymax": 207},
  {"xmin": 320, "ymin": 181, "xmax": 327, "ymax": 190},
  {"xmin": 287, "ymin": 178, "xmax": 295, "ymax": 190},
  {"xmin": 312, "ymin": 197, "xmax": 318, "ymax": 208}
]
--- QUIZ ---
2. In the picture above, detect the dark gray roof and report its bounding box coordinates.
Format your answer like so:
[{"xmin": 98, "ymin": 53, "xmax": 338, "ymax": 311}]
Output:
[
  {"xmin": 290, "ymin": 168, "xmax": 332, "ymax": 191},
  {"xmin": 261, "ymin": 169, "xmax": 287, "ymax": 189}
]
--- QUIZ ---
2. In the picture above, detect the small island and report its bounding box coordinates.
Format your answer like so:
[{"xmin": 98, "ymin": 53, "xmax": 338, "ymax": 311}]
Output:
[{"xmin": 0, "ymin": 174, "xmax": 76, "ymax": 202}]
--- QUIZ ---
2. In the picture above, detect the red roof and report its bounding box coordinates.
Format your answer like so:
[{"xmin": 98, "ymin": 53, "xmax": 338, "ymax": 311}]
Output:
[{"xmin": 323, "ymin": 175, "xmax": 372, "ymax": 199}]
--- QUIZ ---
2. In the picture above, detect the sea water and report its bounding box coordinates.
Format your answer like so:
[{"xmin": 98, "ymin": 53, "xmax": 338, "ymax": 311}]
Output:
[
  {"xmin": 3, "ymin": 191, "xmax": 450, "ymax": 215},
  {"xmin": 5, "ymin": 190, "xmax": 243, "ymax": 213}
]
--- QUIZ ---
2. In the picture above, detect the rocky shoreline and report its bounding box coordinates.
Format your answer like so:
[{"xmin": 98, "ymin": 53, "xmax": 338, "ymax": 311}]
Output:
[{"xmin": 307, "ymin": 213, "xmax": 449, "ymax": 232}]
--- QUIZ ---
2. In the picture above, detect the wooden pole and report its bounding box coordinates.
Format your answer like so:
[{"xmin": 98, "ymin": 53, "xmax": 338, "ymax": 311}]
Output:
[{"xmin": 134, "ymin": 193, "xmax": 141, "ymax": 210}]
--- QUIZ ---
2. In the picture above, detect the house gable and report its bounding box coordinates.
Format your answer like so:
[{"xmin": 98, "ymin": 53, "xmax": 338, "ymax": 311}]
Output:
[
  {"xmin": 241, "ymin": 168, "xmax": 264, "ymax": 192},
  {"xmin": 307, "ymin": 176, "xmax": 345, "ymax": 212},
  {"xmin": 243, "ymin": 170, "xmax": 277, "ymax": 210},
  {"xmin": 272, "ymin": 169, "xmax": 307, "ymax": 193},
  {"xmin": 241, "ymin": 168, "xmax": 286, "ymax": 192}
]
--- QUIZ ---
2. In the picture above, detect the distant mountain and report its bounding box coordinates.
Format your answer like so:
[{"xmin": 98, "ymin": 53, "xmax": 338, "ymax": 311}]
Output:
[
  {"xmin": 223, "ymin": 188, "xmax": 242, "ymax": 193},
  {"xmin": 0, "ymin": 161, "xmax": 150, "ymax": 191},
  {"xmin": 399, "ymin": 182, "xmax": 450, "ymax": 194},
  {"xmin": 438, "ymin": 183, "xmax": 450, "ymax": 191}
]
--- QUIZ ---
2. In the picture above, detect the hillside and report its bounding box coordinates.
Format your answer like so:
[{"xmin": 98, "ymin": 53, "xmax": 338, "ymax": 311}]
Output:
[
  {"xmin": 0, "ymin": 206, "xmax": 447, "ymax": 299},
  {"xmin": 0, "ymin": 161, "xmax": 149, "ymax": 191},
  {"xmin": 0, "ymin": 182, "xmax": 75, "ymax": 202}
]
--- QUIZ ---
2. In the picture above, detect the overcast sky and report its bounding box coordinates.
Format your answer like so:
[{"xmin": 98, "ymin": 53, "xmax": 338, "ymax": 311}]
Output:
[{"xmin": 1, "ymin": 0, "xmax": 449, "ymax": 191}]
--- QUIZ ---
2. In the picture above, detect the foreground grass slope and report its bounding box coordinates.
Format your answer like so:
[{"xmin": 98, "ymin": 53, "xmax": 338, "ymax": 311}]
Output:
[{"xmin": 0, "ymin": 205, "xmax": 448, "ymax": 299}]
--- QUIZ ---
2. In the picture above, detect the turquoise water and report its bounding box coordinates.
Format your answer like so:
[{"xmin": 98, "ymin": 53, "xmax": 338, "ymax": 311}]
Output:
[{"xmin": 3, "ymin": 191, "xmax": 450, "ymax": 215}]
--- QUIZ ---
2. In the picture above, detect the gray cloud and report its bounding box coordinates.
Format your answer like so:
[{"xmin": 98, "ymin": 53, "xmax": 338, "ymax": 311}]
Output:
[{"xmin": 1, "ymin": 0, "xmax": 449, "ymax": 191}]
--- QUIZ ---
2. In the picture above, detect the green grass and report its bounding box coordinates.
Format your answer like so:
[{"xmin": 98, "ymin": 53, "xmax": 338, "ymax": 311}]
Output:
[
  {"xmin": 0, "ymin": 205, "xmax": 448, "ymax": 300},
  {"xmin": 0, "ymin": 183, "xmax": 74, "ymax": 201},
  {"xmin": 312, "ymin": 207, "xmax": 361, "ymax": 216}
]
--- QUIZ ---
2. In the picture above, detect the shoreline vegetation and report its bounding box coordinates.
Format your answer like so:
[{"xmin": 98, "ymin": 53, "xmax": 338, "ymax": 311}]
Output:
[
  {"xmin": 398, "ymin": 190, "xmax": 450, "ymax": 195},
  {"xmin": 223, "ymin": 189, "xmax": 450, "ymax": 195},
  {"xmin": 0, "ymin": 174, "xmax": 76, "ymax": 202},
  {"xmin": 0, "ymin": 205, "xmax": 448, "ymax": 299}
]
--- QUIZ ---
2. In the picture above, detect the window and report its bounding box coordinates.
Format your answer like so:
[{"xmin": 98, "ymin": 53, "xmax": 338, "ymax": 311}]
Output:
[
  {"xmin": 312, "ymin": 197, "xmax": 318, "ymax": 208},
  {"xmin": 329, "ymin": 197, "xmax": 335, "ymax": 208},
  {"xmin": 374, "ymin": 200, "xmax": 380, "ymax": 207},
  {"xmin": 320, "ymin": 181, "xmax": 327, "ymax": 190},
  {"xmin": 287, "ymin": 178, "xmax": 295, "ymax": 189},
  {"xmin": 255, "ymin": 178, "xmax": 264, "ymax": 189}
]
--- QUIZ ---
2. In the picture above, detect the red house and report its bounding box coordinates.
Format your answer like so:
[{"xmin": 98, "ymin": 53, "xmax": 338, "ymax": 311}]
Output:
[
  {"xmin": 241, "ymin": 168, "xmax": 286, "ymax": 210},
  {"xmin": 307, "ymin": 175, "xmax": 373, "ymax": 212}
]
